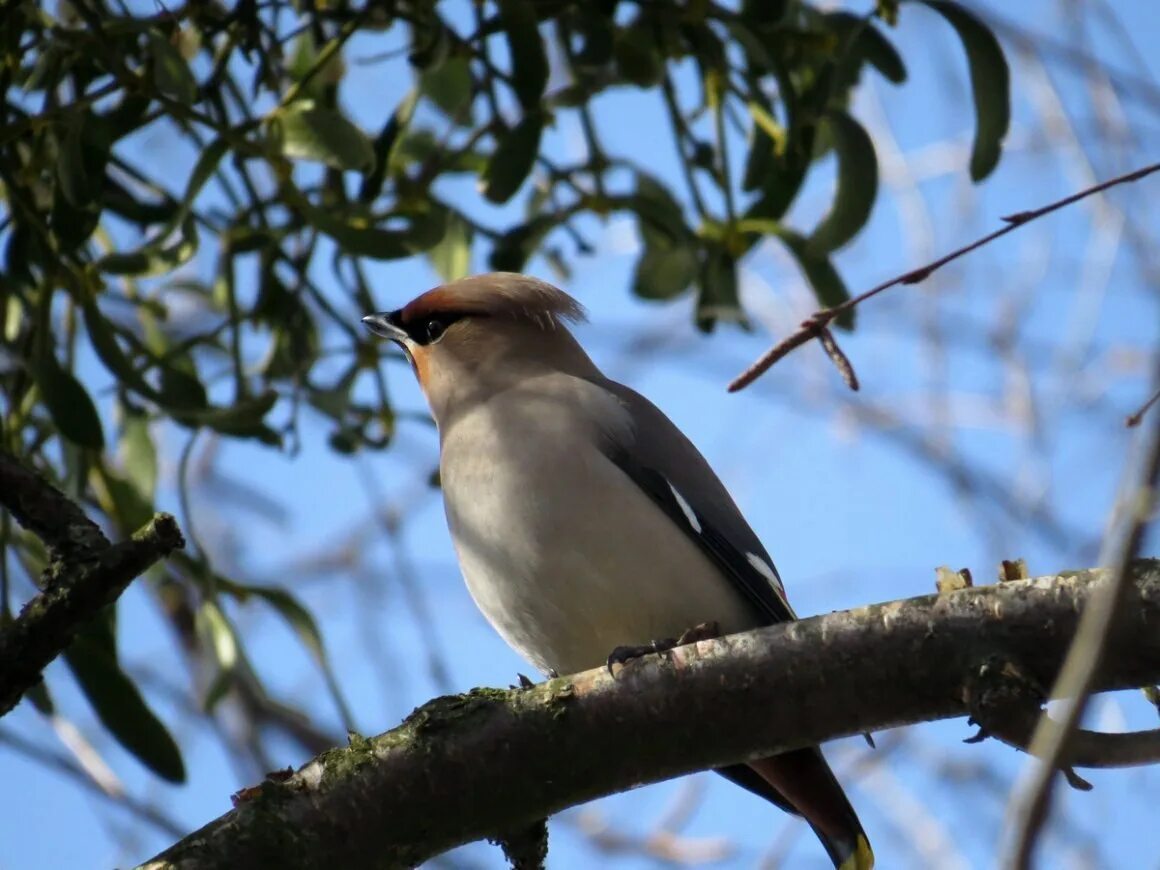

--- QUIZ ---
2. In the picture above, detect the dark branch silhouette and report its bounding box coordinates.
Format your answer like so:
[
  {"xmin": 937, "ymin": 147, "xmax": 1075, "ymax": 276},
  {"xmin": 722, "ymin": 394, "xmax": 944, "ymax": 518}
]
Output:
[{"xmin": 0, "ymin": 452, "xmax": 185, "ymax": 717}]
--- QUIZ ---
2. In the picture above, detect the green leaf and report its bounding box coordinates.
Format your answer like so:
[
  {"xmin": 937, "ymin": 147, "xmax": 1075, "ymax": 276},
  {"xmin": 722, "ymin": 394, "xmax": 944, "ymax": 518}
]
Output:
[
  {"xmin": 284, "ymin": 184, "xmax": 438, "ymax": 259},
  {"xmin": 158, "ymin": 358, "xmax": 208, "ymax": 411},
  {"xmin": 119, "ymin": 407, "xmax": 157, "ymax": 498},
  {"xmin": 65, "ymin": 632, "xmax": 185, "ymax": 782},
  {"xmin": 51, "ymin": 184, "xmax": 100, "ymax": 253},
  {"xmin": 574, "ymin": 10, "xmax": 614, "ymax": 70},
  {"xmin": 81, "ymin": 299, "xmax": 158, "ymax": 399},
  {"xmin": 429, "ymin": 213, "xmax": 472, "ymax": 282},
  {"xmin": 745, "ymin": 151, "xmax": 809, "ymax": 224},
  {"xmin": 198, "ymin": 599, "xmax": 238, "ymax": 671},
  {"xmin": 696, "ymin": 247, "xmax": 743, "ymax": 331},
  {"xmin": 497, "ymin": 0, "xmax": 548, "ymax": 111},
  {"xmin": 420, "ymin": 54, "xmax": 474, "ymax": 121},
  {"xmin": 808, "ymin": 110, "xmax": 878, "ymax": 253},
  {"xmin": 826, "ymin": 12, "xmax": 908, "ymax": 87},
  {"xmin": 95, "ymin": 136, "xmax": 219, "ymax": 275},
  {"xmin": 220, "ymin": 581, "xmax": 355, "ymax": 729},
  {"xmin": 631, "ymin": 173, "xmax": 690, "ymax": 246},
  {"xmin": 94, "ymin": 463, "xmax": 155, "ymax": 534},
  {"xmin": 360, "ymin": 90, "xmax": 419, "ymax": 202},
  {"xmin": 613, "ymin": 21, "xmax": 663, "ymax": 87},
  {"xmin": 148, "ymin": 32, "xmax": 198, "ymax": 105},
  {"xmin": 97, "ymin": 217, "xmax": 200, "ymax": 276},
  {"xmin": 271, "ymin": 101, "xmax": 375, "ymax": 172},
  {"xmin": 101, "ymin": 176, "xmax": 178, "ymax": 227},
  {"xmin": 488, "ymin": 215, "xmax": 556, "ymax": 272},
  {"xmin": 633, "ymin": 244, "xmax": 698, "ymax": 301},
  {"xmin": 778, "ymin": 229, "xmax": 854, "ymax": 329},
  {"xmin": 859, "ymin": 23, "xmax": 907, "ymax": 83},
  {"xmin": 31, "ymin": 354, "xmax": 104, "ymax": 449},
  {"xmin": 56, "ymin": 113, "xmax": 109, "ymax": 208},
  {"xmin": 742, "ymin": 127, "xmax": 774, "ymax": 193},
  {"xmin": 483, "ymin": 111, "xmax": 543, "ymax": 204},
  {"xmin": 918, "ymin": 0, "xmax": 1010, "ymax": 181},
  {"xmin": 180, "ymin": 390, "xmax": 279, "ymax": 435}
]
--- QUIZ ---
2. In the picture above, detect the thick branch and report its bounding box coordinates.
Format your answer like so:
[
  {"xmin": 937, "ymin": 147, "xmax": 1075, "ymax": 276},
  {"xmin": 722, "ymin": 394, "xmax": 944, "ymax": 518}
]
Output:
[
  {"xmin": 0, "ymin": 452, "xmax": 185, "ymax": 716},
  {"xmin": 141, "ymin": 561, "xmax": 1160, "ymax": 870}
]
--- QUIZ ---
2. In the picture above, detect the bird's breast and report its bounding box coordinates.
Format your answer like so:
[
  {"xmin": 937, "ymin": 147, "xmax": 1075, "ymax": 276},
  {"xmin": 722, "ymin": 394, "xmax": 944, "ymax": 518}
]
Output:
[{"xmin": 439, "ymin": 380, "xmax": 755, "ymax": 675}]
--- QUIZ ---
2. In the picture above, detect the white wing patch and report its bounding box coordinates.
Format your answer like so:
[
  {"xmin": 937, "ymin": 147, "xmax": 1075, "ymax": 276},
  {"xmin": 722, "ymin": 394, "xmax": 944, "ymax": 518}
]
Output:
[
  {"xmin": 667, "ymin": 482, "xmax": 702, "ymax": 533},
  {"xmin": 746, "ymin": 551, "xmax": 791, "ymax": 605}
]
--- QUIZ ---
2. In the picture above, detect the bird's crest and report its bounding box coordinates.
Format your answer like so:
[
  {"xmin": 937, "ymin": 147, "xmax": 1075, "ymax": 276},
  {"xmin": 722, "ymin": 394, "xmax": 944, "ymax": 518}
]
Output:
[{"xmin": 400, "ymin": 273, "xmax": 587, "ymax": 332}]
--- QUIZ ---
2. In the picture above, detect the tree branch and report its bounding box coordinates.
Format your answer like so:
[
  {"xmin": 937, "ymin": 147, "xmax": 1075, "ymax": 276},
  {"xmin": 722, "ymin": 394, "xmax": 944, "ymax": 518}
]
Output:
[
  {"xmin": 141, "ymin": 561, "xmax": 1160, "ymax": 870},
  {"xmin": 729, "ymin": 161, "xmax": 1160, "ymax": 393},
  {"xmin": 0, "ymin": 451, "xmax": 186, "ymax": 717}
]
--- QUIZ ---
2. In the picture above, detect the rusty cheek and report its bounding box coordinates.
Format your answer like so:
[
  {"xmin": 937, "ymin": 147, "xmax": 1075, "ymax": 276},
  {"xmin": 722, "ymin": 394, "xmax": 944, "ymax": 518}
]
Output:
[{"xmin": 410, "ymin": 345, "xmax": 429, "ymax": 386}]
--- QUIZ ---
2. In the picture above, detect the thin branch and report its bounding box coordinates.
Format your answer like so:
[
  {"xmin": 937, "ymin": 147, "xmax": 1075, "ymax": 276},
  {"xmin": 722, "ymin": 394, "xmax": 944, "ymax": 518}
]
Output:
[
  {"xmin": 141, "ymin": 563, "xmax": 1160, "ymax": 869},
  {"xmin": 729, "ymin": 161, "xmax": 1160, "ymax": 392},
  {"xmin": 1127, "ymin": 383, "xmax": 1160, "ymax": 427},
  {"xmin": 0, "ymin": 728, "xmax": 185, "ymax": 839}
]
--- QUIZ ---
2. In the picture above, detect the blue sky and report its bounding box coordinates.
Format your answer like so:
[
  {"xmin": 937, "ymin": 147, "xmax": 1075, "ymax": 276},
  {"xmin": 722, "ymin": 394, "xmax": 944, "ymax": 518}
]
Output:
[{"xmin": 3, "ymin": 2, "xmax": 1160, "ymax": 868}]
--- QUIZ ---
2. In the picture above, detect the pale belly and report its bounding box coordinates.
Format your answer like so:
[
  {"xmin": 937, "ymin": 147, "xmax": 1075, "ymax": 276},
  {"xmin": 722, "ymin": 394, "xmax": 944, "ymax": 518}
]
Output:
[{"xmin": 442, "ymin": 436, "xmax": 757, "ymax": 676}]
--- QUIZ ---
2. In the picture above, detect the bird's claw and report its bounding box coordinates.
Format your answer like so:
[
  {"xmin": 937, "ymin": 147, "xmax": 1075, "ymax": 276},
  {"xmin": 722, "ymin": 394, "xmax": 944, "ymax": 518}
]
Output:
[
  {"xmin": 606, "ymin": 638, "xmax": 676, "ymax": 677},
  {"xmin": 676, "ymin": 621, "xmax": 721, "ymax": 645},
  {"xmin": 605, "ymin": 621, "xmax": 723, "ymax": 677}
]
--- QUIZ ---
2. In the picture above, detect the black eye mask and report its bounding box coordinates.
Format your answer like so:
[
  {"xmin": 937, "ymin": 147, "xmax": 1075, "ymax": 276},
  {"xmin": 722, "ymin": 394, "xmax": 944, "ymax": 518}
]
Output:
[{"xmin": 390, "ymin": 310, "xmax": 472, "ymax": 346}]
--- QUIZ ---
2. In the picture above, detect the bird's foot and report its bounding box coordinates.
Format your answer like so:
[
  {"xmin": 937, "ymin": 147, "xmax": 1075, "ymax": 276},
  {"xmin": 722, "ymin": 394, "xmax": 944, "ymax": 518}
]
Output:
[
  {"xmin": 675, "ymin": 621, "xmax": 722, "ymax": 646},
  {"xmin": 606, "ymin": 638, "xmax": 676, "ymax": 676},
  {"xmin": 605, "ymin": 621, "xmax": 722, "ymax": 677}
]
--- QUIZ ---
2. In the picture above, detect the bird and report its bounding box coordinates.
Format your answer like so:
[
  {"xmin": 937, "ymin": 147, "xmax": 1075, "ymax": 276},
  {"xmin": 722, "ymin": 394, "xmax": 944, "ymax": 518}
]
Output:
[{"xmin": 362, "ymin": 272, "xmax": 873, "ymax": 870}]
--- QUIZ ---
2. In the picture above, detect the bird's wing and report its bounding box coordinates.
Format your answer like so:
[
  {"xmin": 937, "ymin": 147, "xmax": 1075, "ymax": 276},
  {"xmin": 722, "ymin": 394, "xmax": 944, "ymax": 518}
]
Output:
[{"xmin": 596, "ymin": 379, "xmax": 796, "ymax": 625}]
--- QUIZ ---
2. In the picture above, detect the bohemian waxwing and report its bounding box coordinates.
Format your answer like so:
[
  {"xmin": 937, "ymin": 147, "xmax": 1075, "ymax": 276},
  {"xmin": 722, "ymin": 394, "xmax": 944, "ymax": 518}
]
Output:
[{"xmin": 362, "ymin": 272, "xmax": 873, "ymax": 870}]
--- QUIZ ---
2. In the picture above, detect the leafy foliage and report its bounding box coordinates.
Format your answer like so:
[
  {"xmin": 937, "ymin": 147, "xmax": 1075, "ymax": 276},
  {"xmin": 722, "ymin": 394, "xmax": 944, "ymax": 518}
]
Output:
[{"xmin": 0, "ymin": 0, "xmax": 1008, "ymax": 779}]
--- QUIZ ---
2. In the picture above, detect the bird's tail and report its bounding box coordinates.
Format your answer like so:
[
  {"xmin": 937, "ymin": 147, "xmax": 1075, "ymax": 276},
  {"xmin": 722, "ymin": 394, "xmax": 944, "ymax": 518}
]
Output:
[{"xmin": 717, "ymin": 747, "xmax": 873, "ymax": 869}]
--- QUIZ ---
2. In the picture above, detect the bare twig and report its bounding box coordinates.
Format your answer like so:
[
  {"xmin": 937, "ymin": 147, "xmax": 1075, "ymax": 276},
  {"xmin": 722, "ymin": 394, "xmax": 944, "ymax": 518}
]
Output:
[
  {"xmin": 1126, "ymin": 383, "xmax": 1160, "ymax": 427},
  {"xmin": 729, "ymin": 161, "xmax": 1160, "ymax": 392}
]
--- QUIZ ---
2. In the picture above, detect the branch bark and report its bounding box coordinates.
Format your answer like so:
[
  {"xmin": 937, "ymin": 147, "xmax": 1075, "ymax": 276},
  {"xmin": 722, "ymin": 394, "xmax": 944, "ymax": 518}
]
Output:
[
  {"xmin": 0, "ymin": 451, "xmax": 186, "ymax": 716},
  {"xmin": 141, "ymin": 561, "xmax": 1160, "ymax": 870}
]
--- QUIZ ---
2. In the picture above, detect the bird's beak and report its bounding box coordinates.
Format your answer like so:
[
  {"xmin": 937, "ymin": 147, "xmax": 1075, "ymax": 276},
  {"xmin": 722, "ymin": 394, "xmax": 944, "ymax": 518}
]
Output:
[{"xmin": 361, "ymin": 312, "xmax": 408, "ymax": 344}]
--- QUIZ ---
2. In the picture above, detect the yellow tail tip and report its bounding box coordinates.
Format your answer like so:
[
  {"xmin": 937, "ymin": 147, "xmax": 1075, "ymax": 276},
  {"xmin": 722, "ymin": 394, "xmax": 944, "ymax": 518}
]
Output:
[{"xmin": 838, "ymin": 835, "xmax": 874, "ymax": 870}]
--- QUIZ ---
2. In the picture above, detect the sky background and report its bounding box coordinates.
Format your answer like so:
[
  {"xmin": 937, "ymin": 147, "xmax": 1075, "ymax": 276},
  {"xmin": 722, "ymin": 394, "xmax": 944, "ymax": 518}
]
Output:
[{"xmin": 3, "ymin": 1, "xmax": 1160, "ymax": 868}]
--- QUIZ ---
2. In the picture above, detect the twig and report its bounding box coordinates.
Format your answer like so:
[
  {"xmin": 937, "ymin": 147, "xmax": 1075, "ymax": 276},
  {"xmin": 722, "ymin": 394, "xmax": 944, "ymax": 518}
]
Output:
[
  {"xmin": 1002, "ymin": 357, "xmax": 1160, "ymax": 869},
  {"xmin": 730, "ymin": 161, "xmax": 1160, "ymax": 392},
  {"xmin": 1126, "ymin": 383, "xmax": 1160, "ymax": 427}
]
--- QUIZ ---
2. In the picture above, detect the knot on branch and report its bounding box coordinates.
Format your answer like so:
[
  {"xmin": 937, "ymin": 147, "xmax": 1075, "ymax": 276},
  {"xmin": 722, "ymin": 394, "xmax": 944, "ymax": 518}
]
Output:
[
  {"xmin": 964, "ymin": 657, "xmax": 1090, "ymax": 789},
  {"xmin": 490, "ymin": 818, "xmax": 549, "ymax": 870},
  {"xmin": 964, "ymin": 657, "xmax": 1160, "ymax": 790}
]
